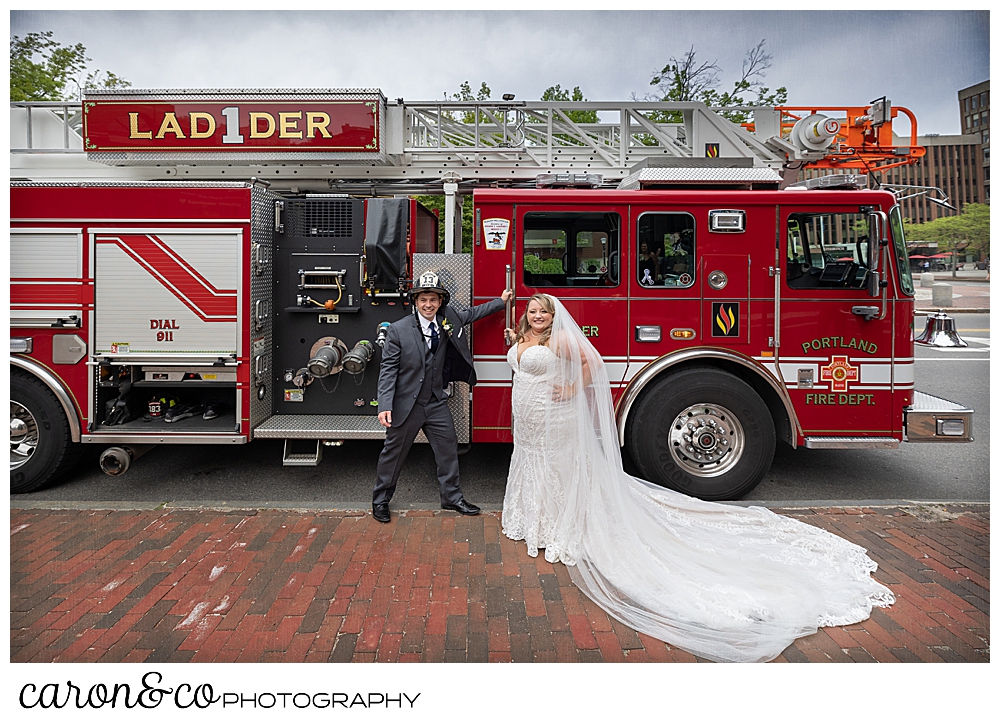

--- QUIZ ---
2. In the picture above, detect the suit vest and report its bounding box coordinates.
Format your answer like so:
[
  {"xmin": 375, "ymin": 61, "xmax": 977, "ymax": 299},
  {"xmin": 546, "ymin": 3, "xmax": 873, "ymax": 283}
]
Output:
[{"xmin": 415, "ymin": 334, "xmax": 446, "ymax": 405}]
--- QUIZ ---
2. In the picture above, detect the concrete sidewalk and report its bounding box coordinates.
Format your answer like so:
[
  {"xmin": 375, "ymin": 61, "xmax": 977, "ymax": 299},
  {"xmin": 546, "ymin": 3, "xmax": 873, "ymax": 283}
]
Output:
[{"xmin": 10, "ymin": 503, "xmax": 989, "ymax": 663}]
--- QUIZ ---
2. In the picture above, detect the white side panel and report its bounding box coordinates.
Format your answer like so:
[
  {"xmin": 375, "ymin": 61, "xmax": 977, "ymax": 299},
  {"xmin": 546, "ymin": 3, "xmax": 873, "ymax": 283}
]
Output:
[
  {"xmin": 10, "ymin": 229, "xmax": 82, "ymax": 278},
  {"xmin": 94, "ymin": 230, "xmax": 241, "ymax": 356}
]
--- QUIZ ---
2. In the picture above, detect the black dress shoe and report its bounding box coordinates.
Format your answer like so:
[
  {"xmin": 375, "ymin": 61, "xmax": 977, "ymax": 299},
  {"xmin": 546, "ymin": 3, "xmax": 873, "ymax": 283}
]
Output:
[
  {"xmin": 441, "ymin": 499, "xmax": 481, "ymax": 516},
  {"xmin": 372, "ymin": 503, "xmax": 391, "ymax": 523}
]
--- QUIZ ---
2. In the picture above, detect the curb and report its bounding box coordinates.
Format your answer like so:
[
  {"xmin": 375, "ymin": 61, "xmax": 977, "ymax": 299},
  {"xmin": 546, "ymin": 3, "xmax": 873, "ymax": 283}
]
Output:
[
  {"xmin": 8, "ymin": 499, "xmax": 990, "ymax": 512},
  {"xmin": 915, "ymin": 308, "xmax": 990, "ymax": 314}
]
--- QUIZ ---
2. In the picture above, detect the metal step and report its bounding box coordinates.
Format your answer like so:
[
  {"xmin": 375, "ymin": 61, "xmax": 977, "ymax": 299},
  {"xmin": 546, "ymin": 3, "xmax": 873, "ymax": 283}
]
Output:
[
  {"xmin": 282, "ymin": 439, "xmax": 323, "ymax": 466},
  {"xmin": 804, "ymin": 437, "xmax": 899, "ymax": 449},
  {"xmin": 255, "ymin": 414, "xmax": 385, "ymax": 440}
]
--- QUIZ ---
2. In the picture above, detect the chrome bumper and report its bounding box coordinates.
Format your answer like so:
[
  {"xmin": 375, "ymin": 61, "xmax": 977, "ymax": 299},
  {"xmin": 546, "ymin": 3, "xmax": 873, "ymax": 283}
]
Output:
[{"xmin": 904, "ymin": 391, "xmax": 974, "ymax": 443}]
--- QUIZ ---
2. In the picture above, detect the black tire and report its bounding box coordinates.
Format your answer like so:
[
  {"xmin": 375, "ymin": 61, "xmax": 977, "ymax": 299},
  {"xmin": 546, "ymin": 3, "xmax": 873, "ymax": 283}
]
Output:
[
  {"xmin": 10, "ymin": 371, "xmax": 82, "ymax": 494},
  {"xmin": 627, "ymin": 366, "xmax": 775, "ymax": 501}
]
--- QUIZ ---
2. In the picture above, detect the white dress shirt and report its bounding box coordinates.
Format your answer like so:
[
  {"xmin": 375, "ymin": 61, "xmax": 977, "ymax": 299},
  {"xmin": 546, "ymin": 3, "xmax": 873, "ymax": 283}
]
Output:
[{"xmin": 418, "ymin": 314, "xmax": 439, "ymax": 350}]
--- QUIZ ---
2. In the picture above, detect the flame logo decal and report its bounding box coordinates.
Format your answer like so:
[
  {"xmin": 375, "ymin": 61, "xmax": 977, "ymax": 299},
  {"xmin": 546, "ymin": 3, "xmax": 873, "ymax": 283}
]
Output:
[{"xmin": 711, "ymin": 302, "xmax": 740, "ymax": 337}]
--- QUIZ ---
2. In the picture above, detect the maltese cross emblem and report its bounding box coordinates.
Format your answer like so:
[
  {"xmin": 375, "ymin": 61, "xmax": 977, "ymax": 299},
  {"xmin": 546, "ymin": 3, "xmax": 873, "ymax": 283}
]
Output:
[{"xmin": 820, "ymin": 356, "xmax": 858, "ymax": 392}]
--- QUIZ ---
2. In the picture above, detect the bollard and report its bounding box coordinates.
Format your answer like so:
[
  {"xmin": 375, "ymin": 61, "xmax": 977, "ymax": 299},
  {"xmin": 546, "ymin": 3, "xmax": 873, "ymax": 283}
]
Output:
[
  {"xmin": 920, "ymin": 272, "xmax": 935, "ymax": 288},
  {"xmin": 931, "ymin": 283, "xmax": 953, "ymax": 307}
]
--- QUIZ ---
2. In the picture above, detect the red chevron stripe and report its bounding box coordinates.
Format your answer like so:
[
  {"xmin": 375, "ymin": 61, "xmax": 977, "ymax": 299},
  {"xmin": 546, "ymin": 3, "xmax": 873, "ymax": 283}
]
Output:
[{"xmin": 97, "ymin": 234, "xmax": 237, "ymax": 322}]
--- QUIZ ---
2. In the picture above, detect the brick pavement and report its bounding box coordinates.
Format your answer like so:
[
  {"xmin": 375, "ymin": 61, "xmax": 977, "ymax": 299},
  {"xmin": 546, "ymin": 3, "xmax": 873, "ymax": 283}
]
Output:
[
  {"xmin": 914, "ymin": 281, "xmax": 990, "ymax": 312},
  {"xmin": 10, "ymin": 504, "xmax": 989, "ymax": 663}
]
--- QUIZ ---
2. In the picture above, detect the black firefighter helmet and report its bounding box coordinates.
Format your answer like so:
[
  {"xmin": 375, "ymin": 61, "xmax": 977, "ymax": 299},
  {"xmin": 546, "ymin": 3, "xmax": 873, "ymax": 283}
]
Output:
[{"xmin": 410, "ymin": 272, "xmax": 450, "ymax": 307}]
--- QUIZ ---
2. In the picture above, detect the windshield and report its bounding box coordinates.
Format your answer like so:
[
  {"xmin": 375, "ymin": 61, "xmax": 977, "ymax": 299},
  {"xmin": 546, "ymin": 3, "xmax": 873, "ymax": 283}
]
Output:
[{"xmin": 890, "ymin": 206, "xmax": 915, "ymax": 296}]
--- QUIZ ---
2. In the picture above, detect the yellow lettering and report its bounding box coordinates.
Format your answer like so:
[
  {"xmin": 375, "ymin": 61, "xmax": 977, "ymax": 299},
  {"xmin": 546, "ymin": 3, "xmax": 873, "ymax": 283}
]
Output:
[
  {"xmin": 821, "ymin": 338, "xmax": 831, "ymax": 348},
  {"xmin": 306, "ymin": 111, "xmax": 332, "ymax": 138},
  {"xmin": 249, "ymin": 112, "xmax": 276, "ymax": 138},
  {"xmin": 129, "ymin": 112, "xmax": 152, "ymax": 139},
  {"xmin": 189, "ymin": 111, "xmax": 216, "ymax": 139},
  {"xmin": 155, "ymin": 112, "xmax": 186, "ymax": 139},
  {"xmin": 279, "ymin": 111, "xmax": 303, "ymax": 139}
]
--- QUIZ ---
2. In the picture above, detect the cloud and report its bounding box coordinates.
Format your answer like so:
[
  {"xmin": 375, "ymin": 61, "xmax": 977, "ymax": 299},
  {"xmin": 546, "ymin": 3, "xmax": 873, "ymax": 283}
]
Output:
[{"xmin": 10, "ymin": 9, "xmax": 989, "ymax": 135}]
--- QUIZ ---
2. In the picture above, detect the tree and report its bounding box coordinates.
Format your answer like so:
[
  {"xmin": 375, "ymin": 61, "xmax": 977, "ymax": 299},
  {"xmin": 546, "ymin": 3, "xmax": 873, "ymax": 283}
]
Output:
[
  {"xmin": 443, "ymin": 80, "xmax": 492, "ymax": 123},
  {"xmin": 10, "ymin": 30, "xmax": 130, "ymax": 101},
  {"xmin": 903, "ymin": 203, "xmax": 990, "ymax": 277},
  {"xmin": 413, "ymin": 195, "xmax": 475, "ymax": 254},
  {"xmin": 540, "ymin": 84, "xmax": 598, "ymax": 124},
  {"xmin": 647, "ymin": 40, "xmax": 787, "ymax": 123}
]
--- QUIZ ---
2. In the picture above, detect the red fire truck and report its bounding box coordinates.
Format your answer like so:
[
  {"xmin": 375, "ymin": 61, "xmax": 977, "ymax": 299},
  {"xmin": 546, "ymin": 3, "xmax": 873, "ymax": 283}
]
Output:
[{"xmin": 10, "ymin": 91, "xmax": 973, "ymax": 498}]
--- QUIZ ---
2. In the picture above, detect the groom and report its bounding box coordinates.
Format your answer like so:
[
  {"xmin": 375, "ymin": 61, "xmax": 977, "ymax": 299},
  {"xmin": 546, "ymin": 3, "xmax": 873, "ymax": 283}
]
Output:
[{"xmin": 372, "ymin": 272, "xmax": 512, "ymax": 523}]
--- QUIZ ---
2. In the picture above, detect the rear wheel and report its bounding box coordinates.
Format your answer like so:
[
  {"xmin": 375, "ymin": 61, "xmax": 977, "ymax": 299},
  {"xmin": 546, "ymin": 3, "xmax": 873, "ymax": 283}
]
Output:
[
  {"xmin": 627, "ymin": 367, "xmax": 775, "ymax": 500},
  {"xmin": 10, "ymin": 371, "xmax": 81, "ymax": 494}
]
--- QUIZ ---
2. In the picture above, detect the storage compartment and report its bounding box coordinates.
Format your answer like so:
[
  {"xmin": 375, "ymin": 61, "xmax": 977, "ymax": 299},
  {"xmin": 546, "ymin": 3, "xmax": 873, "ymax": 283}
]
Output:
[{"xmin": 95, "ymin": 364, "xmax": 238, "ymax": 433}]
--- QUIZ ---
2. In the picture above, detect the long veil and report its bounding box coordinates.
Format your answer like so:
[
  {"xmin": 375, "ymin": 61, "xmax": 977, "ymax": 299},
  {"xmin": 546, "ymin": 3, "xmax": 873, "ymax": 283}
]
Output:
[{"xmin": 539, "ymin": 295, "xmax": 894, "ymax": 663}]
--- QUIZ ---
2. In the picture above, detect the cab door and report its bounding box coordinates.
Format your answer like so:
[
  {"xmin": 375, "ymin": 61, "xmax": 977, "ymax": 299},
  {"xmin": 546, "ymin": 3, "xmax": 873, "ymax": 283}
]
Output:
[
  {"xmin": 515, "ymin": 203, "xmax": 630, "ymax": 399},
  {"xmin": 779, "ymin": 205, "xmax": 895, "ymax": 439}
]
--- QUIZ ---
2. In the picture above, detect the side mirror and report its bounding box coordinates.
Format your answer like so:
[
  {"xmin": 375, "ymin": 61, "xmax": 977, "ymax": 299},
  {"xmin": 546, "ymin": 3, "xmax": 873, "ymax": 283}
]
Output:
[{"xmin": 866, "ymin": 211, "xmax": 887, "ymax": 298}]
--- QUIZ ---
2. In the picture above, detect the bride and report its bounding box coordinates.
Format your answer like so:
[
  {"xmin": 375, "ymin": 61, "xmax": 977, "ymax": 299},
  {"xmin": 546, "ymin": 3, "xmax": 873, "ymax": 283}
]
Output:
[{"xmin": 502, "ymin": 293, "xmax": 895, "ymax": 663}]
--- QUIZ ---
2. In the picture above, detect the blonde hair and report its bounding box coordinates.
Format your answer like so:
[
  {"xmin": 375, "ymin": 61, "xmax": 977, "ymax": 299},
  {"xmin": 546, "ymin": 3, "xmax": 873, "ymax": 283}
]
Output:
[{"xmin": 515, "ymin": 293, "xmax": 555, "ymax": 346}]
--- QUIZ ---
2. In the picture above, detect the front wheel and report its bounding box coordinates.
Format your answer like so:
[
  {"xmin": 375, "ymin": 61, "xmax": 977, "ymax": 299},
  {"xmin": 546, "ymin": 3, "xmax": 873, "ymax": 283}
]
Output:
[
  {"xmin": 626, "ymin": 367, "xmax": 775, "ymax": 500},
  {"xmin": 10, "ymin": 371, "xmax": 81, "ymax": 493}
]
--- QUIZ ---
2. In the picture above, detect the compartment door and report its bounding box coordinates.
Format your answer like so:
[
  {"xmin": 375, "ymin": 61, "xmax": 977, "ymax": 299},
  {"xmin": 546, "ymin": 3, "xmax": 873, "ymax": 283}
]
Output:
[{"xmin": 94, "ymin": 229, "xmax": 242, "ymax": 358}]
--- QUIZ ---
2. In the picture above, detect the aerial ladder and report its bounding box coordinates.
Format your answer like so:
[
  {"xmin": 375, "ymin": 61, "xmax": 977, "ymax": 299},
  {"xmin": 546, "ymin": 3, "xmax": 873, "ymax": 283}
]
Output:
[{"xmin": 11, "ymin": 92, "xmax": 927, "ymax": 248}]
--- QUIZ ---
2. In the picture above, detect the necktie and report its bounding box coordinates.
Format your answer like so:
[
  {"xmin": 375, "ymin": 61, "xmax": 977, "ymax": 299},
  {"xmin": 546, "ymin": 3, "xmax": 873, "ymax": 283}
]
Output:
[{"xmin": 429, "ymin": 321, "xmax": 439, "ymax": 354}]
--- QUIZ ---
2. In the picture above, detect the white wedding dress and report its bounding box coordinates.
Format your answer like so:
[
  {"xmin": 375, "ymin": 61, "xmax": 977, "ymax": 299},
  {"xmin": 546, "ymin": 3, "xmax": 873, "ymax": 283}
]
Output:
[{"xmin": 501, "ymin": 297, "xmax": 895, "ymax": 663}]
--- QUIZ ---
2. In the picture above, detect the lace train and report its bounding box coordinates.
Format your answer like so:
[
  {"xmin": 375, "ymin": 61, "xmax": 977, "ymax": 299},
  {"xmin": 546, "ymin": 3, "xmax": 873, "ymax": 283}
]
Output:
[{"xmin": 500, "ymin": 301, "xmax": 894, "ymax": 663}]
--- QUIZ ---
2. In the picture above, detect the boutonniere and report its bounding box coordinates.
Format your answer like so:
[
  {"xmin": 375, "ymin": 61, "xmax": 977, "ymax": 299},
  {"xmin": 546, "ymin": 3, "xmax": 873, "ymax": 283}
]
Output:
[{"xmin": 440, "ymin": 319, "xmax": 454, "ymax": 336}]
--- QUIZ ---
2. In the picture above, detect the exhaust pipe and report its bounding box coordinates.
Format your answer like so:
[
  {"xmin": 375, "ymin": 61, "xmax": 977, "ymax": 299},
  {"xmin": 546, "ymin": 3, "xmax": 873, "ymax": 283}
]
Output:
[{"xmin": 99, "ymin": 445, "xmax": 154, "ymax": 476}]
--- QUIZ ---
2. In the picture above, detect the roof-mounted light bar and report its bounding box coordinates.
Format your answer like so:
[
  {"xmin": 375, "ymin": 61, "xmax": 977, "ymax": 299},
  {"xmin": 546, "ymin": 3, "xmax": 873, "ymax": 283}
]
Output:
[
  {"xmin": 785, "ymin": 174, "xmax": 868, "ymax": 191},
  {"xmin": 535, "ymin": 173, "xmax": 603, "ymax": 188}
]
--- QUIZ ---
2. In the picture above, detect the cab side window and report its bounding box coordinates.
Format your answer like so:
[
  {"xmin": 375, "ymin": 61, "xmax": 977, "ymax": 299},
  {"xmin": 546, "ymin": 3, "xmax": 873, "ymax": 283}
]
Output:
[
  {"xmin": 523, "ymin": 212, "xmax": 620, "ymax": 287},
  {"xmin": 786, "ymin": 212, "xmax": 870, "ymax": 290},
  {"xmin": 636, "ymin": 213, "xmax": 695, "ymax": 288}
]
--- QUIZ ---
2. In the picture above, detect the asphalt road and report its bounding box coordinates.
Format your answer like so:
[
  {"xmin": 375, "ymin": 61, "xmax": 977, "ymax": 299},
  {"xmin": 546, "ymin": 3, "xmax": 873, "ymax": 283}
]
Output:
[{"xmin": 12, "ymin": 313, "xmax": 989, "ymax": 507}]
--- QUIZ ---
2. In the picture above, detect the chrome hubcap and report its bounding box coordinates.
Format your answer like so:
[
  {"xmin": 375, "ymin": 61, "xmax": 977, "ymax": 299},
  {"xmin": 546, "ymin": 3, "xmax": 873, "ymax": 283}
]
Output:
[
  {"xmin": 668, "ymin": 403, "xmax": 744, "ymax": 477},
  {"xmin": 10, "ymin": 401, "xmax": 39, "ymax": 470}
]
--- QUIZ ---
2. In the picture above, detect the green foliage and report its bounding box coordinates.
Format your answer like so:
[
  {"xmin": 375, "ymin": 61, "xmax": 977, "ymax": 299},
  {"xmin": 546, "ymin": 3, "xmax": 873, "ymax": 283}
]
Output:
[
  {"xmin": 523, "ymin": 255, "xmax": 563, "ymax": 274},
  {"xmin": 11, "ymin": 30, "xmax": 131, "ymax": 101},
  {"xmin": 414, "ymin": 195, "xmax": 475, "ymax": 254},
  {"xmin": 647, "ymin": 39, "xmax": 786, "ymax": 124},
  {"xmin": 904, "ymin": 203, "xmax": 990, "ymax": 260},
  {"xmin": 540, "ymin": 84, "xmax": 598, "ymax": 124},
  {"xmin": 444, "ymin": 80, "xmax": 492, "ymax": 123}
]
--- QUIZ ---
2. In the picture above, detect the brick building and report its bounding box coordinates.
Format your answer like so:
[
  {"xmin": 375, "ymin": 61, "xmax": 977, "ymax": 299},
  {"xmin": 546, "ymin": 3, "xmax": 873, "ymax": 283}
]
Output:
[{"xmin": 958, "ymin": 80, "xmax": 989, "ymax": 202}]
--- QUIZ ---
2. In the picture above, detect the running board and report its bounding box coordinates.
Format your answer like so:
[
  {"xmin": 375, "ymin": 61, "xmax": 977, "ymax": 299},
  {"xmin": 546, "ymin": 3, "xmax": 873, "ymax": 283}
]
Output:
[
  {"xmin": 282, "ymin": 439, "xmax": 323, "ymax": 466},
  {"xmin": 255, "ymin": 414, "xmax": 386, "ymax": 440},
  {"xmin": 252, "ymin": 408, "xmax": 469, "ymax": 444},
  {"xmin": 804, "ymin": 437, "xmax": 899, "ymax": 449}
]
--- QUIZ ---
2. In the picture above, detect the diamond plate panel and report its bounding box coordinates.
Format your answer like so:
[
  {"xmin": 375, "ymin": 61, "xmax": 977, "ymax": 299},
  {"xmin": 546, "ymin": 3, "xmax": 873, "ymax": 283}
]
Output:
[
  {"xmin": 11, "ymin": 180, "xmax": 254, "ymax": 189},
  {"xmin": 909, "ymin": 390, "xmax": 973, "ymax": 413},
  {"xmin": 249, "ymin": 185, "xmax": 280, "ymax": 432},
  {"xmin": 618, "ymin": 166, "xmax": 782, "ymax": 190},
  {"xmin": 413, "ymin": 253, "xmax": 473, "ymax": 443},
  {"xmin": 254, "ymin": 414, "xmax": 386, "ymax": 439}
]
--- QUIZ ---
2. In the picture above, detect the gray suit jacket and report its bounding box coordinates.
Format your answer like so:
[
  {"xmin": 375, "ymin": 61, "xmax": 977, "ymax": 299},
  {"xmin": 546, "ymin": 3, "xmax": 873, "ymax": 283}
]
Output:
[{"xmin": 377, "ymin": 298, "xmax": 504, "ymax": 425}]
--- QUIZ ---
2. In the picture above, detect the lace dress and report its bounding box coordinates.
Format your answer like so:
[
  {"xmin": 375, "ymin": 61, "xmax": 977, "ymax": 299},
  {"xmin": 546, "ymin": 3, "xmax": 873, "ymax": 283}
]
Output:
[
  {"xmin": 499, "ymin": 302, "xmax": 894, "ymax": 663},
  {"xmin": 502, "ymin": 344, "xmax": 578, "ymax": 563}
]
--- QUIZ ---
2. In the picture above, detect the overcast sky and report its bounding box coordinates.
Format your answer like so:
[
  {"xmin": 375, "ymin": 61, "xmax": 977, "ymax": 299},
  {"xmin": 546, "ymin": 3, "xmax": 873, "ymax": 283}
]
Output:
[{"xmin": 10, "ymin": 8, "xmax": 990, "ymax": 136}]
